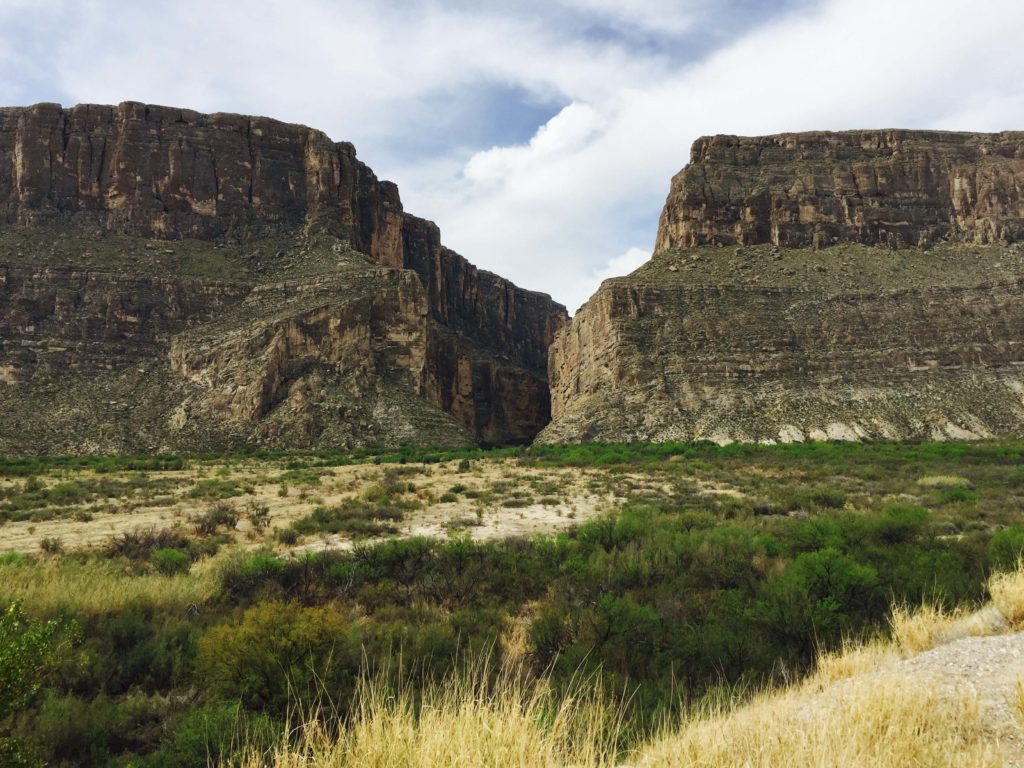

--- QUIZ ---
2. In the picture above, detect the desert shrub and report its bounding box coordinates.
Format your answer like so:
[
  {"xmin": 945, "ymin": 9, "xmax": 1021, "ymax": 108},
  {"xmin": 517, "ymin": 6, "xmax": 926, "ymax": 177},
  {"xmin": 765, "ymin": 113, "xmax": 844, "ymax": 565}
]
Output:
[
  {"xmin": 218, "ymin": 552, "xmax": 287, "ymax": 598},
  {"xmin": 66, "ymin": 607, "xmax": 200, "ymax": 696},
  {"xmin": 187, "ymin": 479, "xmax": 251, "ymax": 501},
  {"xmin": 938, "ymin": 487, "xmax": 978, "ymax": 504},
  {"xmin": 990, "ymin": 526, "xmax": 1024, "ymax": 570},
  {"xmin": 768, "ymin": 547, "xmax": 881, "ymax": 645},
  {"xmin": 196, "ymin": 601, "xmax": 361, "ymax": 714},
  {"xmin": 289, "ymin": 499, "xmax": 403, "ymax": 537},
  {"xmin": 39, "ymin": 537, "xmax": 63, "ymax": 555},
  {"xmin": 151, "ymin": 548, "xmax": 190, "ymax": 576},
  {"xmin": 105, "ymin": 528, "xmax": 192, "ymax": 560},
  {"xmin": 276, "ymin": 527, "xmax": 299, "ymax": 545},
  {"xmin": 245, "ymin": 502, "xmax": 271, "ymax": 534},
  {"xmin": 191, "ymin": 501, "xmax": 239, "ymax": 536}
]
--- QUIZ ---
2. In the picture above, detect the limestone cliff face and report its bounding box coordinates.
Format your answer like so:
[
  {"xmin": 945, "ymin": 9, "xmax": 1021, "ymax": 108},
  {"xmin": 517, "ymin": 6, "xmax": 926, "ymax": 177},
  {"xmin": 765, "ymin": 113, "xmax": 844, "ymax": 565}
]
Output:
[
  {"xmin": 0, "ymin": 102, "xmax": 566, "ymax": 452},
  {"xmin": 656, "ymin": 130, "xmax": 1024, "ymax": 251},
  {"xmin": 543, "ymin": 130, "xmax": 1024, "ymax": 445},
  {"xmin": 0, "ymin": 102, "xmax": 406, "ymax": 262}
]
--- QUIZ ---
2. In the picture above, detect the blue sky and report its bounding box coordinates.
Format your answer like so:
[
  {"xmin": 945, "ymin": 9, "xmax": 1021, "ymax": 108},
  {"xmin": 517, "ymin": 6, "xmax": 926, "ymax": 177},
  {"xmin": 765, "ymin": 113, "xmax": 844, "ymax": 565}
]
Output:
[{"xmin": 2, "ymin": 0, "xmax": 1024, "ymax": 311}]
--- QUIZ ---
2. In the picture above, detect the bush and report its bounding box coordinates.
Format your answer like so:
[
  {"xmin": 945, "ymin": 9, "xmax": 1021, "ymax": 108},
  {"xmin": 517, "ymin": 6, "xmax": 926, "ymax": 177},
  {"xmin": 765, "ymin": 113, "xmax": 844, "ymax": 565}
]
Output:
[
  {"xmin": 245, "ymin": 502, "xmax": 271, "ymax": 534},
  {"xmin": 989, "ymin": 526, "xmax": 1024, "ymax": 570},
  {"xmin": 105, "ymin": 528, "xmax": 191, "ymax": 560},
  {"xmin": 187, "ymin": 479, "xmax": 250, "ymax": 501},
  {"xmin": 196, "ymin": 601, "xmax": 360, "ymax": 714},
  {"xmin": 191, "ymin": 501, "xmax": 239, "ymax": 536},
  {"xmin": 0, "ymin": 601, "xmax": 76, "ymax": 765},
  {"xmin": 151, "ymin": 548, "xmax": 190, "ymax": 576},
  {"xmin": 39, "ymin": 537, "xmax": 63, "ymax": 555},
  {"xmin": 150, "ymin": 703, "xmax": 277, "ymax": 768}
]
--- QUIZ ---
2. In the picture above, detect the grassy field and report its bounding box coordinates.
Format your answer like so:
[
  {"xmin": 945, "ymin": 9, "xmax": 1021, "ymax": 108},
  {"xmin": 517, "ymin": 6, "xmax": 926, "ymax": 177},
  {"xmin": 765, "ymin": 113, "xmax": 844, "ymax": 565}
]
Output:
[{"xmin": 3, "ymin": 440, "xmax": 1024, "ymax": 766}]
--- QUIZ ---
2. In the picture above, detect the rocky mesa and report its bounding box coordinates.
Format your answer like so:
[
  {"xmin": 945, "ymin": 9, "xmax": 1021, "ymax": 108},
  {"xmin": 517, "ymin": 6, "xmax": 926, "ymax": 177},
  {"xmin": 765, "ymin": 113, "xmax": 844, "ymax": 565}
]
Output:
[
  {"xmin": 0, "ymin": 102, "xmax": 567, "ymax": 453},
  {"xmin": 541, "ymin": 129, "xmax": 1024, "ymax": 444}
]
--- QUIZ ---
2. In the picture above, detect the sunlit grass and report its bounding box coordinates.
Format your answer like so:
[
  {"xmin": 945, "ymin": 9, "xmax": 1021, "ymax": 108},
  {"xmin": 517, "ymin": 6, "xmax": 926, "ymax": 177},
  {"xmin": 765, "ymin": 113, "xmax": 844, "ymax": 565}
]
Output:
[{"xmin": 0, "ymin": 555, "xmax": 218, "ymax": 616}]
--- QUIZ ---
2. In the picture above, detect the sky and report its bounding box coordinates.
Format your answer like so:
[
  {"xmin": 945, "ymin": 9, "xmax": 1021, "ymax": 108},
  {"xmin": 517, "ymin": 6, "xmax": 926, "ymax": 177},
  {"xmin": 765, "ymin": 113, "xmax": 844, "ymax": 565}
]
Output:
[{"xmin": 2, "ymin": 0, "xmax": 1024, "ymax": 312}]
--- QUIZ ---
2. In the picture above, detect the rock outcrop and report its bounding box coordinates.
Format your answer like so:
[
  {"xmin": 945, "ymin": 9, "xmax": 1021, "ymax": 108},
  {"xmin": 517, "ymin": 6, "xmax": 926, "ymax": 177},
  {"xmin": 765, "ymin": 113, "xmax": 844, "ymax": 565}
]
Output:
[
  {"xmin": 541, "ymin": 129, "xmax": 1024, "ymax": 444},
  {"xmin": 656, "ymin": 130, "xmax": 1024, "ymax": 251},
  {"xmin": 0, "ymin": 102, "xmax": 566, "ymax": 453}
]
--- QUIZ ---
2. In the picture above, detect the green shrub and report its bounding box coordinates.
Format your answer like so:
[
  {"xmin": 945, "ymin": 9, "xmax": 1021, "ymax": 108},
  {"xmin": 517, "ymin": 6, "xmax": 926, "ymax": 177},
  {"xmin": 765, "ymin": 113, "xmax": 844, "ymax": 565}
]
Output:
[
  {"xmin": 989, "ymin": 526, "xmax": 1024, "ymax": 569},
  {"xmin": 151, "ymin": 548, "xmax": 190, "ymax": 576},
  {"xmin": 28, "ymin": 691, "xmax": 166, "ymax": 766},
  {"xmin": 939, "ymin": 487, "xmax": 978, "ymax": 504},
  {"xmin": 0, "ymin": 601, "xmax": 77, "ymax": 765},
  {"xmin": 196, "ymin": 601, "xmax": 360, "ymax": 714},
  {"xmin": 187, "ymin": 479, "xmax": 250, "ymax": 501},
  {"xmin": 150, "ymin": 702, "xmax": 277, "ymax": 768}
]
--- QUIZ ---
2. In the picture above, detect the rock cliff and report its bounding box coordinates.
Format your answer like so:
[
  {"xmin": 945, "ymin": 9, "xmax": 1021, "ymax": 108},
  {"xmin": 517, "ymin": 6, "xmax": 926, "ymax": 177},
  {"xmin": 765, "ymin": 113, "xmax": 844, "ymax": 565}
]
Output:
[
  {"xmin": 541, "ymin": 129, "xmax": 1024, "ymax": 444},
  {"xmin": 0, "ymin": 102, "xmax": 566, "ymax": 453},
  {"xmin": 656, "ymin": 130, "xmax": 1024, "ymax": 251}
]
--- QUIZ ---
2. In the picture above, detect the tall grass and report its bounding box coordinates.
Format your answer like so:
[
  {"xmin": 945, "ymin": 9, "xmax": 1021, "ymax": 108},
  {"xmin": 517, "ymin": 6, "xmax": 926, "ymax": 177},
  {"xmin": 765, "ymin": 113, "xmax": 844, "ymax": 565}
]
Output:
[
  {"xmin": 239, "ymin": 660, "xmax": 623, "ymax": 768},
  {"xmin": 0, "ymin": 556, "xmax": 217, "ymax": 616}
]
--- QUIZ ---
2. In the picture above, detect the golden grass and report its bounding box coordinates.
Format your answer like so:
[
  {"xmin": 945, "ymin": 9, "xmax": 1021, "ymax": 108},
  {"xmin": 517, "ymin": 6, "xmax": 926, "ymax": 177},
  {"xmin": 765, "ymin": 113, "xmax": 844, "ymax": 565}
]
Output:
[
  {"xmin": 890, "ymin": 602, "xmax": 964, "ymax": 654},
  {"xmin": 0, "ymin": 556, "xmax": 218, "ymax": 616},
  {"xmin": 917, "ymin": 474, "xmax": 971, "ymax": 488},
  {"xmin": 1017, "ymin": 677, "xmax": 1024, "ymax": 722},
  {"xmin": 990, "ymin": 562, "xmax": 1024, "ymax": 626},
  {"xmin": 239, "ymin": 663, "xmax": 622, "ymax": 768},
  {"xmin": 811, "ymin": 638, "xmax": 899, "ymax": 684},
  {"xmin": 635, "ymin": 671, "xmax": 999, "ymax": 768}
]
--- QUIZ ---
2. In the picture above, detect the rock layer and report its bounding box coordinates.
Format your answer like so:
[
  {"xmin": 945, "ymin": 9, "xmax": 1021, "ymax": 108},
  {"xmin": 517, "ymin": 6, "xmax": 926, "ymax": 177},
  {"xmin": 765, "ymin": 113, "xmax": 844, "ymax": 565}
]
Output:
[
  {"xmin": 0, "ymin": 102, "xmax": 566, "ymax": 452},
  {"xmin": 542, "ymin": 130, "xmax": 1024, "ymax": 444},
  {"xmin": 656, "ymin": 130, "xmax": 1024, "ymax": 251}
]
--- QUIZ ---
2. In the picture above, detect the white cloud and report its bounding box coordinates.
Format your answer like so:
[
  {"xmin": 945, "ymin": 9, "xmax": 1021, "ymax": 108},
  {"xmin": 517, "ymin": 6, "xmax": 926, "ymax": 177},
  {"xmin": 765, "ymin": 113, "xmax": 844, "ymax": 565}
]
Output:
[
  {"xmin": 464, "ymin": 102, "xmax": 605, "ymax": 187},
  {"xmin": 3, "ymin": 0, "xmax": 1024, "ymax": 314},
  {"xmin": 555, "ymin": 0, "xmax": 698, "ymax": 34}
]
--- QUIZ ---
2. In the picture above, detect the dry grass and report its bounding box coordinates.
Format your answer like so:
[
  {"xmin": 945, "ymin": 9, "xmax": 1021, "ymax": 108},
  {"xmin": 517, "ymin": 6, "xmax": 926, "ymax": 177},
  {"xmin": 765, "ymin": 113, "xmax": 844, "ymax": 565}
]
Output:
[
  {"xmin": 990, "ymin": 561, "xmax": 1024, "ymax": 626},
  {"xmin": 811, "ymin": 638, "xmax": 899, "ymax": 684},
  {"xmin": 1017, "ymin": 677, "xmax": 1024, "ymax": 723},
  {"xmin": 635, "ymin": 671, "xmax": 999, "ymax": 768},
  {"xmin": 917, "ymin": 474, "xmax": 971, "ymax": 488},
  {"xmin": 0, "ymin": 555, "xmax": 218, "ymax": 615},
  {"xmin": 890, "ymin": 602, "xmax": 966, "ymax": 654},
  {"xmin": 238, "ymin": 663, "xmax": 622, "ymax": 768}
]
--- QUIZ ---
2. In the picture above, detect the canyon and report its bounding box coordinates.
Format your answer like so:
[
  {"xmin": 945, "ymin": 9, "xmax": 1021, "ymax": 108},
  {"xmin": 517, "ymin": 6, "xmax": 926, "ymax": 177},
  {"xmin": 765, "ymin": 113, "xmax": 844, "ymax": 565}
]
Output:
[
  {"xmin": 541, "ymin": 130, "xmax": 1024, "ymax": 444},
  {"xmin": 0, "ymin": 102, "xmax": 566, "ymax": 453}
]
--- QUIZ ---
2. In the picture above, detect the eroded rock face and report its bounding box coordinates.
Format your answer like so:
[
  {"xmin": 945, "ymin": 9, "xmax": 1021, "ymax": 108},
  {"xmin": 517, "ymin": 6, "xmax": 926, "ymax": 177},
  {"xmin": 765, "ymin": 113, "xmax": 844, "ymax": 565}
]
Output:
[
  {"xmin": 0, "ymin": 102, "xmax": 406, "ymax": 261},
  {"xmin": 656, "ymin": 130, "xmax": 1024, "ymax": 251},
  {"xmin": 0, "ymin": 102, "xmax": 566, "ymax": 453},
  {"xmin": 543, "ymin": 130, "xmax": 1024, "ymax": 445}
]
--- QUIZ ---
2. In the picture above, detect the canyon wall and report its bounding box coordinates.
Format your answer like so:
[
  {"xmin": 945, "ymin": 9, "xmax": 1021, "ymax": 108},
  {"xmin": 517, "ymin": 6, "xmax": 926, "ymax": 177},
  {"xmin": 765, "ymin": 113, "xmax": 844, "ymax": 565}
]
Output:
[
  {"xmin": 656, "ymin": 130, "xmax": 1024, "ymax": 251},
  {"xmin": 0, "ymin": 102, "xmax": 566, "ymax": 452},
  {"xmin": 543, "ymin": 130, "xmax": 1024, "ymax": 444}
]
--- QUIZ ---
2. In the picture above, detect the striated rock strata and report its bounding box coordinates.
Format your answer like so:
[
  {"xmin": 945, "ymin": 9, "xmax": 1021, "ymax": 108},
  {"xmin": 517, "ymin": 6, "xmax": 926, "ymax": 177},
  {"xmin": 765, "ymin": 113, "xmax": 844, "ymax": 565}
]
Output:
[
  {"xmin": 0, "ymin": 102, "xmax": 566, "ymax": 453},
  {"xmin": 541, "ymin": 129, "xmax": 1024, "ymax": 444}
]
